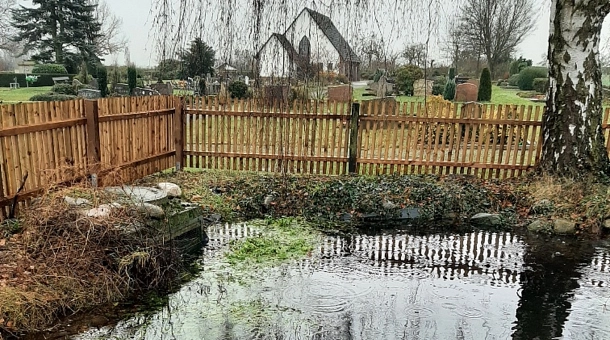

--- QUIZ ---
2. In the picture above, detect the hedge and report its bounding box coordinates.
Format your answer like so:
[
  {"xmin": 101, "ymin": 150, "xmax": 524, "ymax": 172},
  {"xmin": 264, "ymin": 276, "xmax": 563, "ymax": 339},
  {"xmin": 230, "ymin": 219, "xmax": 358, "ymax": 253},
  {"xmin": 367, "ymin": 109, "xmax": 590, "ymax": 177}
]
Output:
[
  {"xmin": 29, "ymin": 93, "xmax": 78, "ymax": 102},
  {"xmin": 518, "ymin": 67, "xmax": 548, "ymax": 91},
  {"xmin": 31, "ymin": 64, "xmax": 68, "ymax": 74},
  {"xmin": 0, "ymin": 73, "xmax": 76, "ymax": 87},
  {"xmin": 533, "ymin": 78, "xmax": 549, "ymax": 94}
]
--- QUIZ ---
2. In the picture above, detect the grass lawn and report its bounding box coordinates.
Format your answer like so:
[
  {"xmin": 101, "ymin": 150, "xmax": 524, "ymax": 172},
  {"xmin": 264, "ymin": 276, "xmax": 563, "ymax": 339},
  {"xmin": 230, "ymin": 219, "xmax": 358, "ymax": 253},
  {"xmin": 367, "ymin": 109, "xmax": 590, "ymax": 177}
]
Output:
[
  {"xmin": 0, "ymin": 86, "xmax": 53, "ymax": 103},
  {"xmin": 353, "ymin": 84, "xmax": 543, "ymax": 106},
  {"xmin": 603, "ymin": 75, "xmax": 610, "ymax": 87}
]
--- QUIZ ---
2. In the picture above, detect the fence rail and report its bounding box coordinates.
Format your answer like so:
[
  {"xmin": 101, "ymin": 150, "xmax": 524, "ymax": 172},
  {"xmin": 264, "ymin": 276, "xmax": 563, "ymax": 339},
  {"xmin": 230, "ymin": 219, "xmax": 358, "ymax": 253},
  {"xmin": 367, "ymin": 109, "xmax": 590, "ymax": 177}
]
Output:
[{"xmin": 1, "ymin": 95, "xmax": 610, "ymax": 219}]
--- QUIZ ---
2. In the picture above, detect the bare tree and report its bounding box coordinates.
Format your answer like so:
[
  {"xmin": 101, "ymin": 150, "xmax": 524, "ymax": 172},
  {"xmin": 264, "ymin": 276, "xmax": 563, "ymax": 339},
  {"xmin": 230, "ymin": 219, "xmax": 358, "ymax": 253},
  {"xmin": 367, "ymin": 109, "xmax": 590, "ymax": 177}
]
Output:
[
  {"xmin": 401, "ymin": 43, "xmax": 426, "ymax": 67},
  {"xmin": 539, "ymin": 1, "xmax": 610, "ymax": 177},
  {"xmin": 356, "ymin": 34, "xmax": 385, "ymax": 70},
  {"xmin": 90, "ymin": 0, "xmax": 126, "ymax": 57},
  {"xmin": 0, "ymin": 0, "xmax": 16, "ymax": 51},
  {"xmin": 456, "ymin": 0, "xmax": 536, "ymax": 78}
]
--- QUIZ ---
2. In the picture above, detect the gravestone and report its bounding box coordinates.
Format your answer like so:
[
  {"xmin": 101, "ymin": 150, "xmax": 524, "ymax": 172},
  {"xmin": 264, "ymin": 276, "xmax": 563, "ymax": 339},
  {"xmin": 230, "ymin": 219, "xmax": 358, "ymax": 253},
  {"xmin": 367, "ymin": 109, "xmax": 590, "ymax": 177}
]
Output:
[
  {"xmin": 327, "ymin": 85, "xmax": 353, "ymax": 102},
  {"xmin": 466, "ymin": 79, "xmax": 480, "ymax": 87},
  {"xmin": 150, "ymin": 82, "xmax": 173, "ymax": 95},
  {"xmin": 133, "ymin": 87, "xmax": 160, "ymax": 96},
  {"xmin": 89, "ymin": 78, "xmax": 98, "ymax": 90},
  {"xmin": 413, "ymin": 79, "xmax": 434, "ymax": 96},
  {"xmin": 113, "ymin": 83, "xmax": 130, "ymax": 96},
  {"xmin": 78, "ymin": 89, "xmax": 101, "ymax": 99},
  {"xmin": 455, "ymin": 83, "xmax": 479, "ymax": 102}
]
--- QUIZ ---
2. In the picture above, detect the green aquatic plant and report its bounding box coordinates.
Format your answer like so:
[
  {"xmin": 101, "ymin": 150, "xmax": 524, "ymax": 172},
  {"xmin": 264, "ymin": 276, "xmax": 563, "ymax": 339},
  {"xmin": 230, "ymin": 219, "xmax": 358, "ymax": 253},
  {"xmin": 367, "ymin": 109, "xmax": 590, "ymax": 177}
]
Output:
[{"xmin": 226, "ymin": 218, "xmax": 317, "ymax": 265}]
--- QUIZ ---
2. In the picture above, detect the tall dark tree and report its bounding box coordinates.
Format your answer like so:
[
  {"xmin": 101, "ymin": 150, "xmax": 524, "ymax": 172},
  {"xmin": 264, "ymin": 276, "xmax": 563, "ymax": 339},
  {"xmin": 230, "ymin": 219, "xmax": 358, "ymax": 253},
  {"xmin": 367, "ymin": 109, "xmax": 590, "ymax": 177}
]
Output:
[
  {"xmin": 477, "ymin": 68, "xmax": 492, "ymax": 101},
  {"xmin": 179, "ymin": 38, "xmax": 215, "ymax": 79},
  {"xmin": 456, "ymin": 0, "xmax": 536, "ymax": 78},
  {"xmin": 539, "ymin": 1, "xmax": 610, "ymax": 177},
  {"xmin": 11, "ymin": 0, "xmax": 102, "ymax": 66}
]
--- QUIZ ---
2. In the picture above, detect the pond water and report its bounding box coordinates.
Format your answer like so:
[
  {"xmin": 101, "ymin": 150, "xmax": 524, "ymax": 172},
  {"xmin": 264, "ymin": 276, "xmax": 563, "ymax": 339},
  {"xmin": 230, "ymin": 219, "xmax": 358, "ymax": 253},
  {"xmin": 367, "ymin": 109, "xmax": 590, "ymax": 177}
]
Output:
[{"xmin": 74, "ymin": 224, "xmax": 610, "ymax": 340}]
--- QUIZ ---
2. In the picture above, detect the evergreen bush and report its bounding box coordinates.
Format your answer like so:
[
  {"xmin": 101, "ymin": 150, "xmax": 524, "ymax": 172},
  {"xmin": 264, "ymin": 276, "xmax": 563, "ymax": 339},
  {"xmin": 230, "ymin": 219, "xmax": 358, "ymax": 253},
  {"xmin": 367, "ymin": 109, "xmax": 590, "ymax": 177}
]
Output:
[
  {"xmin": 532, "ymin": 78, "xmax": 549, "ymax": 94},
  {"xmin": 518, "ymin": 67, "xmax": 548, "ymax": 91},
  {"xmin": 443, "ymin": 80, "xmax": 456, "ymax": 101},
  {"xmin": 127, "ymin": 65, "xmax": 137, "ymax": 94},
  {"xmin": 508, "ymin": 74, "xmax": 520, "ymax": 86},
  {"xmin": 477, "ymin": 68, "xmax": 492, "ymax": 101},
  {"xmin": 228, "ymin": 81, "xmax": 249, "ymax": 99},
  {"xmin": 448, "ymin": 67, "xmax": 456, "ymax": 80},
  {"xmin": 97, "ymin": 66, "xmax": 108, "ymax": 97},
  {"xmin": 51, "ymin": 84, "xmax": 77, "ymax": 95}
]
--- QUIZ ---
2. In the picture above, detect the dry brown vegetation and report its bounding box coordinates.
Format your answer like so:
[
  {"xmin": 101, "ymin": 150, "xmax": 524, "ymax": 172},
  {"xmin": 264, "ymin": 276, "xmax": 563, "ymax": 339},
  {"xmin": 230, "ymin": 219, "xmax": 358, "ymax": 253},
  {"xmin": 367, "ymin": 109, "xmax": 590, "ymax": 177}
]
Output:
[{"xmin": 0, "ymin": 181, "xmax": 182, "ymax": 336}]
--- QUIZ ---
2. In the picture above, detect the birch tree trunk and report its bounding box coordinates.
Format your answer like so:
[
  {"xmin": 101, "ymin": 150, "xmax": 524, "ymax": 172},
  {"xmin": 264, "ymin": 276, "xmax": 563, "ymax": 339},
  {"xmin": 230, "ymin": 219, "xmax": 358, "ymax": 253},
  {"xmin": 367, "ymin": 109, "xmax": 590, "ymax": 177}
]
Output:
[{"xmin": 539, "ymin": 0, "xmax": 610, "ymax": 177}]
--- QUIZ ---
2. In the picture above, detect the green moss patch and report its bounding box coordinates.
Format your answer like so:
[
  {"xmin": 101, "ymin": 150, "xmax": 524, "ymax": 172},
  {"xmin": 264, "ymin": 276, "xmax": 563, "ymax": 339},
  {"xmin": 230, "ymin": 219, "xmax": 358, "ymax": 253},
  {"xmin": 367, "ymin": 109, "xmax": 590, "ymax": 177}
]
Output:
[{"xmin": 226, "ymin": 218, "xmax": 317, "ymax": 266}]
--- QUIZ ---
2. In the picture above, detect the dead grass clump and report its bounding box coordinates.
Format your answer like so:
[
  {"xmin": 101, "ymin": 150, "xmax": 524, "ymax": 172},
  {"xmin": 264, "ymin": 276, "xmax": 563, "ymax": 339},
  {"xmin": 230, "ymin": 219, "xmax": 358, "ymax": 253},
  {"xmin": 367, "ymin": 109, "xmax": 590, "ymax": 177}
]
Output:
[{"xmin": 0, "ymin": 185, "xmax": 182, "ymax": 335}]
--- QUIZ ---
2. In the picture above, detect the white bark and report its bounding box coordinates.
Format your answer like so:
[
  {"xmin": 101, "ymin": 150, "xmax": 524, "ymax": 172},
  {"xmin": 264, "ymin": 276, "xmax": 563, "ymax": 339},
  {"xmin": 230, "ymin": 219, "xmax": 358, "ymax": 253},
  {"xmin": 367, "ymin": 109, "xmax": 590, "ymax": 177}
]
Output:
[{"xmin": 540, "ymin": 0, "xmax": 610, "ymax": 176}]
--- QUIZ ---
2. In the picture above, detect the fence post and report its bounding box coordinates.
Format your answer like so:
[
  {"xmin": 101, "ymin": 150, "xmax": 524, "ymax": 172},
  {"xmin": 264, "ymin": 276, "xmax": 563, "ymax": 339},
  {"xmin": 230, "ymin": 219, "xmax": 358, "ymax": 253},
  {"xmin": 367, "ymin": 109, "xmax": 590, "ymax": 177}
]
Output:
[
  {"xmin": 348, "ymin": 102, "xmax": 360, "ymax": 174},
  {"xmin": 85, "ymin": 100, "xmax": 101, "ymax": 187},
  {"xmin": 174, "ymin": 96, "xmax": 184, "ymax": 171}
]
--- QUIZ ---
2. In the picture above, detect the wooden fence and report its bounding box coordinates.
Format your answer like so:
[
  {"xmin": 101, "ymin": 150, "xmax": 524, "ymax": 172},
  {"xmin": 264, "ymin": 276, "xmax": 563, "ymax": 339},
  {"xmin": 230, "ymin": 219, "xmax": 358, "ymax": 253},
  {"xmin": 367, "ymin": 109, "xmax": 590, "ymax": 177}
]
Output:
[
  {"xmin": 183, "ymin": 97, "xmax": 552, "ymax": 178},
  {"xmin": 0, "ymin": 96, "xmax": 177, "ymax": 217},
  {"xmin": 2, "ymin": 95, "xmax": 610, "ymax": 217}
]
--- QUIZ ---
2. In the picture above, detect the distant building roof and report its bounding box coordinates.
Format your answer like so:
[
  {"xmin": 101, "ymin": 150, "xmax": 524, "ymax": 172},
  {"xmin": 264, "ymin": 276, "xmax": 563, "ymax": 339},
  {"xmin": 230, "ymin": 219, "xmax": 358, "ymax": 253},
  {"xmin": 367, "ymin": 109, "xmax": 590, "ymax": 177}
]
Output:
[
  {"xmin": 216, "ymin": 63, "xmax": 237, "ymax": 72},
  {"xmin": 303, "ymin": 8, "xmax": 361, "ymax": 63}
]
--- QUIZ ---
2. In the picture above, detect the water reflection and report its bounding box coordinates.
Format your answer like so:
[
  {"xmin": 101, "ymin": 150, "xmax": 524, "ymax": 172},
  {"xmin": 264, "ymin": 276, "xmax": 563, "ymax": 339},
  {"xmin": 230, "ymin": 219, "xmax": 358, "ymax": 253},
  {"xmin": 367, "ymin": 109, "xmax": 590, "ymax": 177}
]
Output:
[{"xmin": 74, "ymin": 224, "xmax": 610, "ymax": 340}]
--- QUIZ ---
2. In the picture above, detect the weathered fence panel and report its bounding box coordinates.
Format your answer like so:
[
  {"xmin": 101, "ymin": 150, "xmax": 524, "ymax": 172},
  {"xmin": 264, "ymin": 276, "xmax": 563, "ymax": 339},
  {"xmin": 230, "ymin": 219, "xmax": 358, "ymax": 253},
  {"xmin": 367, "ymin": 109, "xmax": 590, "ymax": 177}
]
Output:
[
  {"xmin": 0, "ymin": 100, "xmax": 88, "ymax": 217},
  {"xmin": 356, "ymin": 101, "xmax": 545, "ymax": 179},
  {"xmin": 97, "ymin": 95, "xmax": 175, "ymax": 184},
  {"xmin": 0, "ymin": 96, "xmax": 176, "ymax": 217},
  {"xmin": 183, "ymin": 97, "xmax": 351, "ymax": 174}
]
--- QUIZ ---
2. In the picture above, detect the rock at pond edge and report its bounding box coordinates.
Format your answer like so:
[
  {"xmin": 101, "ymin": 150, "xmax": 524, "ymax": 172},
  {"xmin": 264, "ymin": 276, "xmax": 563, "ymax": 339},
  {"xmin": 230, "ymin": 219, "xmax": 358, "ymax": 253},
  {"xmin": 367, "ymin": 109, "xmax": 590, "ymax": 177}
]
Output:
[
  {"xmin": 553, "ymin": 218, "xmax": 576, "ymax": 235},
  {"xmin": 157, "ymin": 182, "xmax": 182, "ymax": 198},
  {"xmin": 470, "ymin": 213, "xmax": 502, "ymax": 227}
]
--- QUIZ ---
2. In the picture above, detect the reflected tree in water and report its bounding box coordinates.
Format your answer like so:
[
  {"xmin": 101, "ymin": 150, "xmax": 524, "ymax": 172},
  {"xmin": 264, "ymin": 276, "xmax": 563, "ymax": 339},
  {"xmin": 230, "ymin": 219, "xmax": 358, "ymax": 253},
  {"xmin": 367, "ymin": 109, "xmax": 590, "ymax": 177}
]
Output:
[{"xmin": 511, "ymin": 234, "xmax": 596, "ymax": 339}]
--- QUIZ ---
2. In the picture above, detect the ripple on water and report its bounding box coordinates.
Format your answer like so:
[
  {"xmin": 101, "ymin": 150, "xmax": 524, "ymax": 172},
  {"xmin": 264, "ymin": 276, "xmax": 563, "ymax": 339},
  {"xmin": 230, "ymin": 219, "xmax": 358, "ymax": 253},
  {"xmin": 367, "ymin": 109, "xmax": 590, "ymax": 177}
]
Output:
[
  {"xmin": 281, "ymin": 279, "xmax": 368, "ymax": 314},
  {"xmin": 402, "ymin": 304, "xmax": 436, "ymax": 318},
  {"xmin": 453, "ymin": 306, "xmax": 485, "ymax": 319}
]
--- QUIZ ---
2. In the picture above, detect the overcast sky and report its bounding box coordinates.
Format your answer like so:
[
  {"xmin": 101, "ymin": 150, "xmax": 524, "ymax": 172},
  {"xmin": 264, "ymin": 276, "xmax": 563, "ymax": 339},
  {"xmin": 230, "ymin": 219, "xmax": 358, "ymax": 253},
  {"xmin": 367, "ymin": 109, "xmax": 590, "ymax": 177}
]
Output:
[{"xmin": 95, "ymin": 0, "xmax": 609, "ymax": 68}]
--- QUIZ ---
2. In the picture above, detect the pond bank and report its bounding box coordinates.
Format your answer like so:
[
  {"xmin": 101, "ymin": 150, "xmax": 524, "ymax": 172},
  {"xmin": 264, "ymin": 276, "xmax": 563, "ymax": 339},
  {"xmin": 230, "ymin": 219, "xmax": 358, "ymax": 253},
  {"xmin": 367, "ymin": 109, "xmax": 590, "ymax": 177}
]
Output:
[
  {"xmin": 138, "ymin": 170, "xmax": 610, "ymax": 237},
  {"xmin": 2, "ymin": 170, "xmax": 609, "ymax": 337},
  {"xmin": 0, "ymin": 184, "xmax": 206, "ymax": 338}
]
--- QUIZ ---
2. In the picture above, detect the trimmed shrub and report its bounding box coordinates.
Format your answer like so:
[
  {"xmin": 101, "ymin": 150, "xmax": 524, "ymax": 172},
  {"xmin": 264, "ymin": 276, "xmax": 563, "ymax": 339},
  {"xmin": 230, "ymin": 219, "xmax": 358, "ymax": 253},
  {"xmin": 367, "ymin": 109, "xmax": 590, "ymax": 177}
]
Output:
[
  {"xmin": 477, "ymin": 68, "xmax": 492, "ymax": 101},
  {"xmin": 507, "ymin": 74, "xmax": 520, "ymax": 87},
  {"xmin": 443, "ymin": 80, "xmax": 456, "ymax": 101},
  {"xmin": 432, "ymin": 83, "xmax": 444, "ymax": 96},
  {"xmin": 432, "ymin": 76, "xmax": 447, "ymax": 96},
  {"xmin": 228, "ymin": 81, "xmax": 249, "ymax": 99},
  {"xmin": 51, "ymin": 84, "xmax": 77, "ymax": 95},
  {"xmin": 509, "ymin": 57, "xmax": 532, "ymax": 75},
  {"xmin": 448, "ymin": 67, "xmax": 456, "ymax": 80},
  {"xmin": 127, "ymin": 65, "xmax": 137, "ymax": 94},
  {"xmin": 533, "ymin": 78, "xmax": 549, "ymax": 94},
  {"xmin": 97, "ymin": 66, "xmax": 108, "ymax": 98},
  {"xmin": 518, "ymin": 66, "xmax": 548, "ymax": 91},
  {"xmin": 31, "ymin": 64, "xmax": 68, "ymax": 74},
  {"xmin": 29, "ymin": 93, "xmax": 78, "ymax": 102},
  {"xmin": 395, "ymin": 65, "xmax": 423, "ymax": 96}
]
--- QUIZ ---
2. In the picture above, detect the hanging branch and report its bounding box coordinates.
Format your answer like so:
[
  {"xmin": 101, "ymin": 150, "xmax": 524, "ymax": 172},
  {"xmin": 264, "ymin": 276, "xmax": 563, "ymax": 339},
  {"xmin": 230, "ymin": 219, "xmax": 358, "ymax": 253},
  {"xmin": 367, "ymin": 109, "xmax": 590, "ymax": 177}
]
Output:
[{"xmin": 9, "ymin": 171, "xmax": 28, "ymax": 219}]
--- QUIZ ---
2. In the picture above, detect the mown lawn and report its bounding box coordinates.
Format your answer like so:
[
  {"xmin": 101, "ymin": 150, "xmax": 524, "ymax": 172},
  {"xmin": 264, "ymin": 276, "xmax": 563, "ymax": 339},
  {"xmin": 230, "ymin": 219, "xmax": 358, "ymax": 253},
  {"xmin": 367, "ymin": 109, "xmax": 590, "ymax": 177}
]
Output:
[
  {"xmin": 0, "ymin": 86, "xmax": 53, "ymax": 103},
  {"xmin": 353, "ymin": 84, "xmax": 542, "ymax": 106}
]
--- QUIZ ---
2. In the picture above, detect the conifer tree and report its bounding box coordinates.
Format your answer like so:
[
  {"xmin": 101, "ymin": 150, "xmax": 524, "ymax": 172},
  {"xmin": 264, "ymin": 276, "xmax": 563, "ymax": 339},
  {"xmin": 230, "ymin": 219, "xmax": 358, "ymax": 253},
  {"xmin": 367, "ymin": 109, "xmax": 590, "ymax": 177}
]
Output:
[{"xmin": 11, "ymin": 0, "xmax": 102, "ymax": 65}]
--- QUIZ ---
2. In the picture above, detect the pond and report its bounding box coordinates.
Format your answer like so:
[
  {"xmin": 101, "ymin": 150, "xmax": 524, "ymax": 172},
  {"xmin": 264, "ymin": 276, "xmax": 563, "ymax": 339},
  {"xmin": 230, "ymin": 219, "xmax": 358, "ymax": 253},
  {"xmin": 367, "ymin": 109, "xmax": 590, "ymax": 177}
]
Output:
[{"xmin": 73, "ymin": 223, "xmax": 610, "ymax": 340}]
